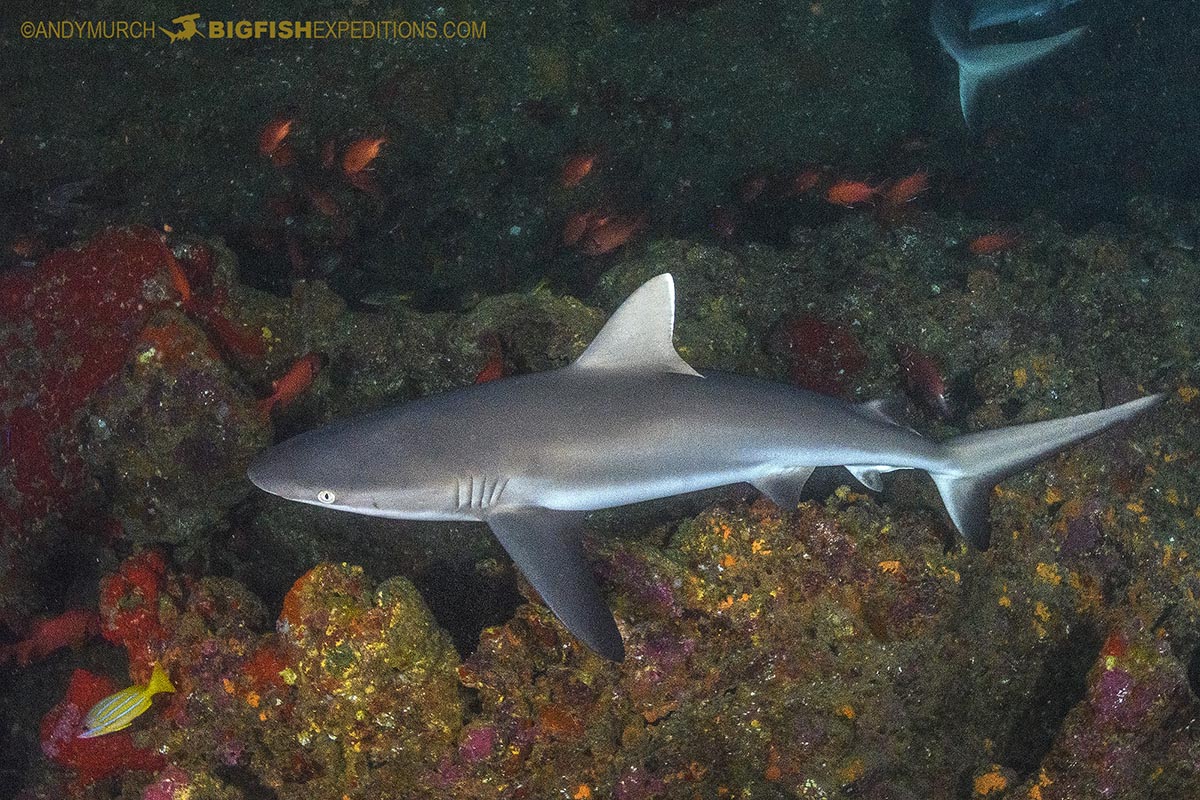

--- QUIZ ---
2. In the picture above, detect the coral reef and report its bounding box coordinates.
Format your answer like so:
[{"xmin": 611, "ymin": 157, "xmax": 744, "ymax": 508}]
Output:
[{"xmin": 2, "ymin": 198, "xmax": 1198, "ymax": 798}]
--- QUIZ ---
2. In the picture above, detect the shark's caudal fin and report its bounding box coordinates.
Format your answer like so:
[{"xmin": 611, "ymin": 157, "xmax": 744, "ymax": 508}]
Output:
[
  {"xmin": 931, "ymin": 393, "xmax": 1163, "ymax": 549},
  {"xmin": 931, "ymin": 0, "xmax": 1086, "ymax": 125}
]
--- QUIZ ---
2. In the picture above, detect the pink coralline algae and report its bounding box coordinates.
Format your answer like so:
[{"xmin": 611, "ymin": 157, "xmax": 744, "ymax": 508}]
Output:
[
  {"xmin": 1091, "ymin": 667, "xmax": 1155, "ymax": 731},
  {"xmin": 458, "ymin": 725, "xmax": 497, "ymax": 763},
  {"xmin": 140, "ymin": 766, "xmax": 191, "ymax": 800},
  {"xmin": 1017, "ymin": 621, "xmax": 1194, "ymax": 800}
]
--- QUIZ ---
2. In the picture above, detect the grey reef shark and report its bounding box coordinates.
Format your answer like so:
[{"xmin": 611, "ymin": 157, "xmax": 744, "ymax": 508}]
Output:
[
  {"xmin": 248, "ymin": 274, "xmax": 1162, "ymax": 662},
  {"xmin": 932, "ymin": 0, "xmax": 1087, "ymax": 125}
]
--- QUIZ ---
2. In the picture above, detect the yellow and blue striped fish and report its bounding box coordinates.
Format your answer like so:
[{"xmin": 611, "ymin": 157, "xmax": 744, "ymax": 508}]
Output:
[{"xmin": 78, "ymin": 662, "xmax": 175, "ymax": 738}]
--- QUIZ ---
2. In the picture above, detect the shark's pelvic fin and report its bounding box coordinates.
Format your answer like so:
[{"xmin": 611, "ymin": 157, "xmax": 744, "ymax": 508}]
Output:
[
  {"xmin": 846, "ymin": 466, "xmax": 887, "ymax": 492},
  {"xmin": 931, "ymin": 393, "xmax": 1164, "ymax": 549},
  {"xmin": 931, "ymin": 0, "xmax": 1086, "ymax": 125},
  {"xmin": 572, "ymin": 273, "xmax": 702, "ymax": 377},
  {"xmin": 753, "ymin": 467, "xmax": 816, "ymax": 509},
  {"xmin": 487, "ymin": 507, "xmax": 625, "ymax": 661}
]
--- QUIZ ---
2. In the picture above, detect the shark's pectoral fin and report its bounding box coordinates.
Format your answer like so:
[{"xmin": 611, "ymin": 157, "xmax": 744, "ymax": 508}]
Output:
[
  {"xmin": 486, "ymin": 507, "xmax": 625, "ymax": 661},
  {"xmin": 752, "ymin": 467, "xmax": 815, "ymax": 510}
]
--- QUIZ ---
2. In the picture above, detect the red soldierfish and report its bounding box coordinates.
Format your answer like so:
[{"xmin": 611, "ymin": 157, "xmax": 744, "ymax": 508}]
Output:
[
  {"xmin": 259, "ymin": 353, "xmax": 324, "ymax": 417},
  {"xmin": 896, "ymin": 344, "xmax": 951, "ymax": 419}
]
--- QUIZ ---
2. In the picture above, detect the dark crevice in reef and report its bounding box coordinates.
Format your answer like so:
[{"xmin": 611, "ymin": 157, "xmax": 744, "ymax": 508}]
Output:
[
  {"xmin": 415, "ymin": 559, "xmax": 524, "ymax": 657},
  {"xmin": 997, "ymin": 622, "xmax": 1103, "ymax": 777},
  {"xmin": 214, "ymin": 764, "xmax": 280, "ymax": 800},
  {"xmin": 1187, "ymin": 643, "xmax": 1200, "ymax": 700}
]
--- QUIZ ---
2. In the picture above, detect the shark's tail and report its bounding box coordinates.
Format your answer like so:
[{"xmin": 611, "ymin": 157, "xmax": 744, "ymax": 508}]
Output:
[
  {"xmin": 931, "ymin": 0, "xmax": 1087, "ymax": 125},
  {"xmin": 930, "ymin": 394, "xmax": 1163, "ymax": 549}
]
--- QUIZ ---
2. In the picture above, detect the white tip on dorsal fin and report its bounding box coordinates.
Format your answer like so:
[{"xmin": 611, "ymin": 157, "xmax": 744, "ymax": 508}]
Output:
[{"xmin": 572, "ymin": 273, "xmax": 701, "ymax": 376}]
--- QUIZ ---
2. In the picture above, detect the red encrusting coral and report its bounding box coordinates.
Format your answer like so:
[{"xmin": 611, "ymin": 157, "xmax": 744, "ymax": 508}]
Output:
[
  {"xmin": 0, "ymin": 227, "xmax": 269, "ymax": 628},
  {"xmin": 39, "ymin": 668, "xmax": 165, "ymax": 787},
  {"xmin": 774, "ymin": 316, "xmax": 867, "ymax": 398},
  {"xmin": 243, "ymin": 639, "xmax": 293, "ymax": 694},
  {"xmin": 99, "ymin": 550, "xmax": 180, "ymax": 671},
  {"xmin": 0, "ymin": 228, "xmax": 174, "ymax": 532}
]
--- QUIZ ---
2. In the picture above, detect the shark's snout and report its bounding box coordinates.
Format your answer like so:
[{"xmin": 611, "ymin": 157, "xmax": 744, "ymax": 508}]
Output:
[{"xmin": 246, "ymin": 447, "xmax": 295, "ymax": 498}]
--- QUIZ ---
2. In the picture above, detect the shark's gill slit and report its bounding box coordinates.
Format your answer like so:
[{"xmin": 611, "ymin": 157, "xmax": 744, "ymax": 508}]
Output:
[{"xmin": 488, "ymin": 477, "xmax": 507, "ymax": 508}]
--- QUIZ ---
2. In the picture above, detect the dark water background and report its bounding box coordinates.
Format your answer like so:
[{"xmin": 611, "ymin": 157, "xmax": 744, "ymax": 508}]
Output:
[{"xmin": 1, "ymin": 0, "xmax": 1198, "ymax": 308}]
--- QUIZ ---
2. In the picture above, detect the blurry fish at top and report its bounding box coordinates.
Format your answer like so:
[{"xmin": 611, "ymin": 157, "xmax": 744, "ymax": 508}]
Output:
[
  {"xmin": 343, "ymin": 137, "xmax": 386, "ymax": 175},
  {"xmin": 969, "ymin": 0, "xmax": 1082, "ymax": 32},
  {"xmin": 79, "ymin": 662, "xmax": 175, "ymax": 738},
  {"xmin": 969, "ymin": 230, "xmax": 1019, "ymax": 255},
  {"xmin": 931, "ymin": 0, "xmax": 1086, "ymax": 125},
  {"xmin": 883, "ymin": 171, "xmax": 930, "ymax": 207},
  {"xmin": 259, "ymin": 117, "xmax": 293, "ymax": 155},
  {"xmin": 561, "ymin": 209, "xmax": 645, "ymax": 255}
]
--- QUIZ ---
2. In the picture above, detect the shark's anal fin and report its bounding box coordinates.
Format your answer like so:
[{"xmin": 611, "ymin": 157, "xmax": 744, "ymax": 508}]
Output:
[
  {"xmin": 572, "ymin": 273, "xmax": 701, "ymax": 377},
  {"xmin": 752, "ymin": 467, "xmax": 815, "ymax": 510},
  {"xmin": 486, "ymin": 507, "xmax": 624, "ymax": 661}
]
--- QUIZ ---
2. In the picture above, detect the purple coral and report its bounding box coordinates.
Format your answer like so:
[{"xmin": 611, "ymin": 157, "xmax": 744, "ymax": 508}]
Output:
[
  {"xmin": 1091, "ymin": 667, "xmax": 1155, "ymax": 731},
  {"xmin": 458, "ymin": 725, "xmax": 496, "ymax": 763},
  {"xmin": 141, "ymin": 766, "xmax": 190, "ymax": 800}
]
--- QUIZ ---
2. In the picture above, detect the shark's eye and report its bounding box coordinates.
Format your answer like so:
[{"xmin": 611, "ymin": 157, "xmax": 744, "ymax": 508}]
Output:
[{"xmin": 317, "ymin": 490, "xmax": 336, "ymax": 504}]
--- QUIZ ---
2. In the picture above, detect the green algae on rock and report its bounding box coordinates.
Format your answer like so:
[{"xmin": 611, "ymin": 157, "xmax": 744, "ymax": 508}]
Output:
[{"xmin": 277, "ymin": 563, "xmax": 464, "ymax": 789}]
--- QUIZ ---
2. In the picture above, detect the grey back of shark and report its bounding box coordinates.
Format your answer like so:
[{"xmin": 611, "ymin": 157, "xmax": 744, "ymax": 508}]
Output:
[
  {"xmin": 932, "ymin": 0, "xmax": 1087, "ymax": 125},
  {"xmin": 248, "ymin": 274, "xmax": 1162, "ymax": 661}
]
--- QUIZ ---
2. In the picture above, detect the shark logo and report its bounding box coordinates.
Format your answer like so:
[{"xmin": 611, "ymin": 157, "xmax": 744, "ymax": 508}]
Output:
[
  {"xmin": 160, "ymin": 13, "xmax": 204, "ymax": 43},
  {"xmin": 248, "ymin": 274, "xmax": 1162, "ymax": 661}
]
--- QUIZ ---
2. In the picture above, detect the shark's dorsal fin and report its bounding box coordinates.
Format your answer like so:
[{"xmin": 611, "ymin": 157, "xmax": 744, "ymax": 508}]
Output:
[{"xmin": 572, "ymin": 273, "xmax": 702, "ymax": 376}]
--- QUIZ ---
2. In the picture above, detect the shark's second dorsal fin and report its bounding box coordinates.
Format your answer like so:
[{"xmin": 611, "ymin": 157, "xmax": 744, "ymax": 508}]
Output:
[{"xmin": 572, "ymin": 273, "xmax": 701, "ymax": 376}]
